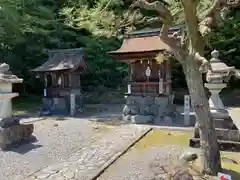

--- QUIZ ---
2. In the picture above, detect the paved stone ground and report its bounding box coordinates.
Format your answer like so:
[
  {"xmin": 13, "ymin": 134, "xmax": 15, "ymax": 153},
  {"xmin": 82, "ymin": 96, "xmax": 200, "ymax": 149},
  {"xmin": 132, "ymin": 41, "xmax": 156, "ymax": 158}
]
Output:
[
  {"xmin": 24, "ymin": 124, "xmax": 150, "ymax": 180},
  {"xmin": 0, "ymin": 117, "xmax": 113, "ymax": 180}
]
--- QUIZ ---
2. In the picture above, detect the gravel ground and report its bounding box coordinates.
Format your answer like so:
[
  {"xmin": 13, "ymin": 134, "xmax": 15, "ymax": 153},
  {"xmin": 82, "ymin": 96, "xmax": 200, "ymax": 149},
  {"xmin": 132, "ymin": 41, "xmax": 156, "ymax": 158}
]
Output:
[
  {"xmin": 0, "ymin": 117, "xmax": 112, "ymax": 180},
  {"xmin": 97, "ymin": 145, "xmax": 190, "ymax": 180}
]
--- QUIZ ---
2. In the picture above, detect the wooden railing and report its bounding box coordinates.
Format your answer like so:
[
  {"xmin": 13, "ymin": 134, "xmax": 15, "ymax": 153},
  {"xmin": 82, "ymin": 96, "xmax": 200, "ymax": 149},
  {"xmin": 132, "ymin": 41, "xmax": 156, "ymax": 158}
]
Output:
[
  {"xmin": 128, "ymin": 81, "xmax": 168, "ymax": 96},
  {"xmin": 46, "ymin": 87, "xmax": 70, "ymax": 98},
  {"xmin": 131, "ymin": 82, "xmax": 159, "ymax": 95}
]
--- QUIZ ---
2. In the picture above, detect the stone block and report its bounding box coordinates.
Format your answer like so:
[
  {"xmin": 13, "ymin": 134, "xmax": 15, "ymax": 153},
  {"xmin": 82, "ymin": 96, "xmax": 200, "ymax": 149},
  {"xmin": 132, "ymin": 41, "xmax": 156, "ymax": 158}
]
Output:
[
  {"xmin": 0, "ymin": 124, "xmax": 34, "ymax": 150},
  {"xmin": 193, "ymin": 127, "xmax": 240, "ymax": 142},
  {"xmin": 0, "ymin": 99, "xmax": 12, "ymax": 118},
  {"xmin": 0, "ymin": 83, "xmax": 12, "ymax": 93},
  {"xmin": 125, "ymin": 96, "xmax": 138, "ymax": 105},
  {"xmin": 150, "ymin": 104, "xmax": 159, "ymax": 116},
  {"xmin": 139, "ymin": 105, "xmax": 159, "ymax": 116},
  {"xmin": 123, "ymin": 105, "xmax": 131, "ymax": 115},
  {"xmin": 122, "ymin": 115, "xmax": 131, "ymax": 121},
  {"xmin": 130, "ymin": 105, "xmax": 140, "ymax": 115},
  {"xmin": 215, "ymin": 128, "xmax": 240, "ymax": 142},
  {"xmin": 154, "ymin": 96, "xmax": 169, "ymax": 107},
  {"xmin": 213, "ymin": 118, "xmax": 235, "ymax": 129},
  {"xmin": 163, "ymin": 116, "xmax": 173, "ymax": 125},
  {"xmin": 143, "ymin": 96, "xmax": 154, "ymax": 105},
  {"xmin": 211, "ymin": 109, "xmax": 229, "ymax": 119},
  {"xmin": 53, "ymin": 98, "xmax": 67, "ymax": 110},
  {"xmin": 131, "ymin": 115, "xmax": 153, "ymax": 124},
  {"xmin": 139, "ymin": 105, "xmax": 152, "ymax": 116},
  {"xmin": 123, "ymin": 104, "xmax": 140, "ymax": 115}
]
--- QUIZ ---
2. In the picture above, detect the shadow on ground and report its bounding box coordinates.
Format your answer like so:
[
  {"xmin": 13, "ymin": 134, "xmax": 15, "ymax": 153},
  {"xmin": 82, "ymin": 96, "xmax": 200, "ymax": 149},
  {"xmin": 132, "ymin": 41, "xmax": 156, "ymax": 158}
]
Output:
[{"xmin": 2, "ymin": 135, "xmax": 42, "ymax": 154}]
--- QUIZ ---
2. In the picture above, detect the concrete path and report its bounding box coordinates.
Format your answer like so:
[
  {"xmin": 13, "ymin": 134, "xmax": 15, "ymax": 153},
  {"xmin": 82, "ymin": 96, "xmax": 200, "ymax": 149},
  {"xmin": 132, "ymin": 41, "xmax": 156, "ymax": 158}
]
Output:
[{"xmin": 24, "ymin": 124, "xmax": 151, "ymax": 180}]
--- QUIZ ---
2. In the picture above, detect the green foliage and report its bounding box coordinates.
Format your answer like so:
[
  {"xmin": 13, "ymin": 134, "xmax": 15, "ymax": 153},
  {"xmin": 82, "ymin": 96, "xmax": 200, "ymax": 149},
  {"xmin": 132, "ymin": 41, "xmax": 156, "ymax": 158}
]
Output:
[
  {"xmin": 0, "ymin": 0, "xmax": 240, "ymax": 94},
  {"xmin": 207, "ymin": 9, "xmax": 240, "ymax": 89}
]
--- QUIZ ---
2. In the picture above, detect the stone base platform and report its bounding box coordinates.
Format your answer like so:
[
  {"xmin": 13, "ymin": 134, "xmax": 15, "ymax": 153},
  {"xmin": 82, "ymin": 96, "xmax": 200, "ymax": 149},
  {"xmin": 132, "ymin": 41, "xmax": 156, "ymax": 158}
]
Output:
[
  {"xmin": 39, "ymin": 97, "xmax": 69, "ymax": 116},
  {"xmin": 122, "ymin": 95, "xmax": 179, "ymax": 125},
  {"xmin": 40, "ymin": 95, "xmax": 84, "ymax": 116},
  {"xmin": 189, "ymin": 116, "xmax": 240, "ymax": 151},
  {"xmin": 189, "ymin": 137, "xmax": 240, "ymax": 151}
]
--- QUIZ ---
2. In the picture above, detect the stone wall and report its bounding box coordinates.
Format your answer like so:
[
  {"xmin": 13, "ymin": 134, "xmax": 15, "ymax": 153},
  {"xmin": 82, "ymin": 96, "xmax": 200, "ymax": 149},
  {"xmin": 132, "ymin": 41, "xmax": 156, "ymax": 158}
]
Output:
[{"xmin": 122, "ymin": 95, "xmax": 177, "ymax": 124}]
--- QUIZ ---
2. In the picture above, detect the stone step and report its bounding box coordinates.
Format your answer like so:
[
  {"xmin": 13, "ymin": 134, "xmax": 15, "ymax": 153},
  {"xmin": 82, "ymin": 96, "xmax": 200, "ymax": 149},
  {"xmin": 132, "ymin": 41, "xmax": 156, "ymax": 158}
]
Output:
[
  {"xmin": 19, "ymin": 117, "xmax": 45, "ymax": 125},
  {"xmin": 194, "ymin": 128, "xmax": 240, "ymax": 142},
  {"xmin": 215, "ymin": 128, "xmax": 240, "ymax": 141},
  {"xmin": 189, "ymin": 137, "xmax": 240, "ymax": 151},
  {"xmin": 213, "ymin": 118, "xmax": 237, "ymax": 129}
]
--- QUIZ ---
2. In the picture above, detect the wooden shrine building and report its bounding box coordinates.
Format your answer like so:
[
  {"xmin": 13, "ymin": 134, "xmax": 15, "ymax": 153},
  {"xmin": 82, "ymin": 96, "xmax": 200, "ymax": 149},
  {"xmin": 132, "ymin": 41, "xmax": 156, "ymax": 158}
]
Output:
[
  {"xmin": 107, "ymin": 28, "xmax": 180, "ymax": 124},
  {"xmin": 31, "ymin": 48, "xmax": 88, "ymax": 115}
]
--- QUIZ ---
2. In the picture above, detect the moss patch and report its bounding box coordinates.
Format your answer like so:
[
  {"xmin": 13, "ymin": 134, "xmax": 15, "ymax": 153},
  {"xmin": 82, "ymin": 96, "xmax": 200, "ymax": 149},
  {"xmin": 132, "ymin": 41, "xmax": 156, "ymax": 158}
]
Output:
[
  {"xmin": 132, "ymin": 129, "xmax": 240, "ymax": 179},
  {"xmin": 194, "ymin": 151, "xmax": 240, "ymax": 179},
  {"xmin": 132, "ymin": 129, "xmax": 192, "ymax": 152},
  {"xmin": 221, "ymin": 152, "xmax": 240, "ymax": 179}
]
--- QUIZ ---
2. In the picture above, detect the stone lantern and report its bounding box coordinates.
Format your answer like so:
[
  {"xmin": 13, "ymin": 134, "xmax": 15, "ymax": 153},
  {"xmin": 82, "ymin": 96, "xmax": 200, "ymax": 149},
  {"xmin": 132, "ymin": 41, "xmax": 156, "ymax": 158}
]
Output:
[
  {"xmin": 0, "ymin": 63, "xmax": 23, "ymax": 118},
  {"xmin": 190, "ymin": 50, "xmax": 240, "ymax": 149},
  {"xmin": 0, "ymin": 63, "xmax": 34, "ymax": 150},
  {"xmin": 204, "ymin": 50, "xmax": 236, "ymax": 119}
]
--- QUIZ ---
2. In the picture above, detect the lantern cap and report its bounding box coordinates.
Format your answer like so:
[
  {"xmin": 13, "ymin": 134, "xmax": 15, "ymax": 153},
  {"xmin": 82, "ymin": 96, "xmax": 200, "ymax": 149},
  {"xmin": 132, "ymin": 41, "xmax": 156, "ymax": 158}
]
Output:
[
  {"xmin": 0, "ymin": 63, "xmax": 23, "ymax": 83},
  {"xmin": 209, "ymin": 50, "xmax": 234, "ymax": 72}
]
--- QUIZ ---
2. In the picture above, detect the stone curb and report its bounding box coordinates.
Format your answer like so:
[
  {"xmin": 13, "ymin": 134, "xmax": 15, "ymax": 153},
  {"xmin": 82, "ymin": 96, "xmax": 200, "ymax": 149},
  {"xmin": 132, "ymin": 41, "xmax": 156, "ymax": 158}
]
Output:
[
  {"xmin": 149, "ymin": 125, "xmax": 194, "ymax": 132},
  {"xmin": 90, "ymin": 126, "xmax": 153, "ymax": 180}
]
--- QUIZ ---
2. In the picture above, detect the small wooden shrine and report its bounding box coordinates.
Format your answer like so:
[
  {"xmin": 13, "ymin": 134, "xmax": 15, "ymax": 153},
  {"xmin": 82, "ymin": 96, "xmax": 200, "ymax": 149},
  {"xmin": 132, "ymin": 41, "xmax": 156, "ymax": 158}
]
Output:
[
  {"xmin": 107, "ymin": 28, "xmax": 179, "ymax": 96},
  {"xmin": 107, "ymin": 27, "xmax": 180, "ymax": 124},
  {"xmin": 31, "ymin": 48, "xmax": 88, "ymax": 115}
]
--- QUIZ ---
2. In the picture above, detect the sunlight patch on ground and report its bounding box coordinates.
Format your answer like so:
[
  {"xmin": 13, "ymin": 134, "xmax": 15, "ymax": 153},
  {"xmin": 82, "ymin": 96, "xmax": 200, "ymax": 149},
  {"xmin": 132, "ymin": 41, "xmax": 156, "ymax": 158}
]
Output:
[
  {"xmin": 132, "ymin": 129, "xmax": 240, "ymax": 179},
  {"xmin": 221, "ymin": 152, "xmax": 240, "ymax": 173},
  {"xmin": 132, "ymin": 129, "xmax": 192, "ymax": 152}
]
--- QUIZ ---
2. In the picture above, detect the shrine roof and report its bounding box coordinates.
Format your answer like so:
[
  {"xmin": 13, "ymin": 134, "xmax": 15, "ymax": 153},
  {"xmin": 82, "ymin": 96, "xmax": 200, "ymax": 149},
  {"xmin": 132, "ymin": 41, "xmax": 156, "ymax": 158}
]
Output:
[
  {"xmin": 107, "ymin": 26, "xmax": 182, "ymax": 58},
  {"xmin": 31, "ymin": 48, "xmax": 87, "ymax": 72}
]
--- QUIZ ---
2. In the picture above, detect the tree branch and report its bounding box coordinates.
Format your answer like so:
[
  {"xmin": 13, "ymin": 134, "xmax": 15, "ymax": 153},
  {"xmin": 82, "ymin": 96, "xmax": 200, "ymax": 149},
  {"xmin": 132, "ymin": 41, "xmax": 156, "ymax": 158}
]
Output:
[
  {"xmin": 119, "ymin": 9, "xmax": 140, "ymax": 28},
  {"xmin": 119, "ymin": 11, "xmax": 160, "ymax": 28},
  {"xmin": 194, "ymin": 52, "xmax": 212, "ymax": 73},
  {"xmin": 130, "ymin": 0, "xmax": 173, "ymax": 36},
  {"xmin": 181, "ymin": 0, "xmax": 204, "ymax": 54},
  {"xmin": 199, "ymin": 0, "xmax": 240, "ymax": 38}
]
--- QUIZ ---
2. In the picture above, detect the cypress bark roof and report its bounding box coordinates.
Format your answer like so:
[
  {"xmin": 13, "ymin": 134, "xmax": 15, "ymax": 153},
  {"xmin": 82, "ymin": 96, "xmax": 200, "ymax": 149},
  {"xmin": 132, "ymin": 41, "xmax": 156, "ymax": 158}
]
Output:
[
  {"xmin": 107, "ymin": 26, "xmax": 182, "ymax": 59},
  {"xmin": 31, "ymin": 48, "xmax": 86, "ymax": 72}
]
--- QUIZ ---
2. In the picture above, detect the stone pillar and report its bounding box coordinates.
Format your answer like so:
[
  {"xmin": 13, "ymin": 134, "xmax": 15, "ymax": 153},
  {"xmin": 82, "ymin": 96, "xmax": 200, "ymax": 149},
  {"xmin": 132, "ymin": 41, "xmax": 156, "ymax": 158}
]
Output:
[
  {"xmin": 70, "ymin": 93, "xmax": 76, "ymax": 116},
  {"xmin": 204, "ymin": 83, "xmax": 228, "ymax": 119},
  {"xmin": 184, "ymin": 95, "xmax": 190, "ymax": 126}
]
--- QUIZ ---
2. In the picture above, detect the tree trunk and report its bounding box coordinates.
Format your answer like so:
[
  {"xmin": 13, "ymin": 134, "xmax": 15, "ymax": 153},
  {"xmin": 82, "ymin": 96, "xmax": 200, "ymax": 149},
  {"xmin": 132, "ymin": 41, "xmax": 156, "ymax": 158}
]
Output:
[{"xmin": 182, "ymin": 56, "xmax": 221, "ymax": 175}]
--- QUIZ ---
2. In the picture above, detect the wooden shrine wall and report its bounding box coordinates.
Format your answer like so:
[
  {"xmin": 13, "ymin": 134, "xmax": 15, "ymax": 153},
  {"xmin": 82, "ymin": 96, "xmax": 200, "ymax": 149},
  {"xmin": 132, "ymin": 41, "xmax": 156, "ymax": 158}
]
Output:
[
  {"xmin": 132, "ymin": 59, "xmax": 160, "ymax": 82},
  {"xmin": 129, "ymin": 59, "xmax": 171, "ymax": 95}
]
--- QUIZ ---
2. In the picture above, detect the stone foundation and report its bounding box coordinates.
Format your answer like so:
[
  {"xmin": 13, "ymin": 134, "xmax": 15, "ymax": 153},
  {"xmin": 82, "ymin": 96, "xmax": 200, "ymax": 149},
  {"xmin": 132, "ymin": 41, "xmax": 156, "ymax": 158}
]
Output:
[
  {"xmin": 190, "ymin": 115, "xmax": 240, "ymax": 150},
  {"xmin": 0, "ymin": 116, "xmax": 34, "ymax": 150},
  {"xmin": 122, "ymin": 95, "xmax": 177, "ymax": 124},
  {"xmin": 40, "ymin": 94, "xmax": 83, "ymax": 116}
]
